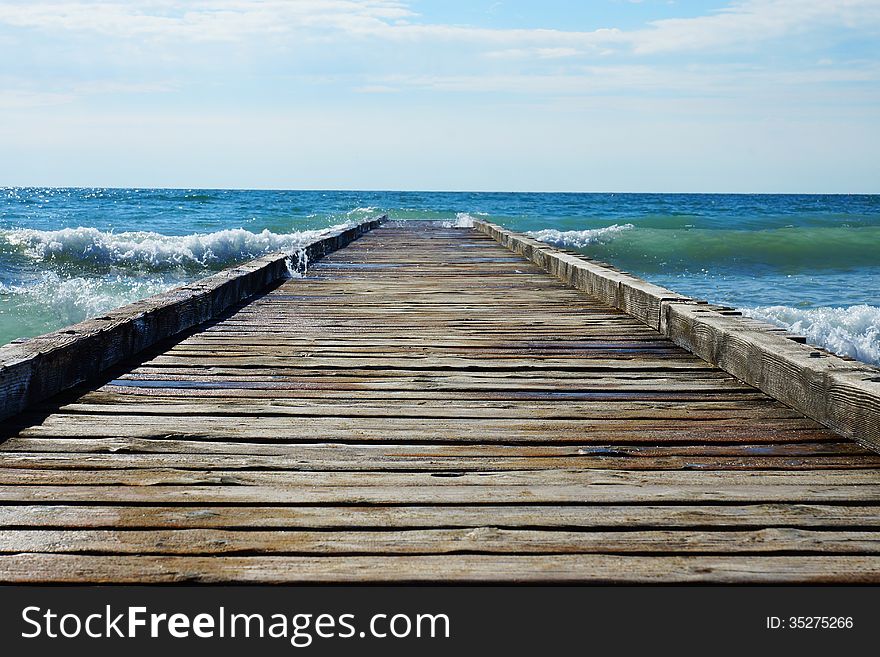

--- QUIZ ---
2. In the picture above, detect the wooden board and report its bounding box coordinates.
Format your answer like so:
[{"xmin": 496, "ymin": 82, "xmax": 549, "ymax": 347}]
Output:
[{"xmin": 0, "ymin": 224, "xmax": 878, "ymax": 583}]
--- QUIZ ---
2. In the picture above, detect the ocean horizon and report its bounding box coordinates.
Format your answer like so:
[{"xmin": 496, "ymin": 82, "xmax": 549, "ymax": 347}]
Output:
[{"xmin": 1, "ymin": 187, "xmax": 878, "ymax": 366}]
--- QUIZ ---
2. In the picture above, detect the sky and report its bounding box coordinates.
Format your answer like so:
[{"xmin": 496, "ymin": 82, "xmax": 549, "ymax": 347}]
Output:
[{"xmin": 0, "ymin": 0, "xmax": 879, "ymax": 192}]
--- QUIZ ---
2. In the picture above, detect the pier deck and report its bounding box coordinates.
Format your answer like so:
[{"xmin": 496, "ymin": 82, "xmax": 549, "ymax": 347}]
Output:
[{"xmin": 1, "ymin": 222, "xmax": 879, "ymax": 583}]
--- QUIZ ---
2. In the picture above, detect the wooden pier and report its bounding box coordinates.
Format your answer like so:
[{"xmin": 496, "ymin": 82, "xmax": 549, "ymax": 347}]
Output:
[{"xmin": 1, "ymin": 219, "xmax": 879, "ymax": 583}]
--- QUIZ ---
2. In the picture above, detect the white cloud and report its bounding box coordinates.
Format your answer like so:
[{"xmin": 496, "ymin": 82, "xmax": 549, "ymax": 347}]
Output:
[
  {"xmin": 0, "ymin": 0, "xmax": 877, "ymax": 54},
  {"xmin": 629, "ymin": 0, "xmax": 880, "ymax": 54},
  {"xmin": 0, "ymin": 1, "xmax": 877, "ymax": 191},
  {"xmin": 0, "ymin": 0, "xmax": 877, "ymax": 111},
  {"xmin": 0, "ymin": 1, "xmax": 415, "ymax": 41}
]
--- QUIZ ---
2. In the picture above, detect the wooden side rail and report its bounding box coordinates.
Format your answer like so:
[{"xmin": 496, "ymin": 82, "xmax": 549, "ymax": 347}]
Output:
[{"xmin": 474, "ymin": 219, "xmax": 880, "ymax": 451}]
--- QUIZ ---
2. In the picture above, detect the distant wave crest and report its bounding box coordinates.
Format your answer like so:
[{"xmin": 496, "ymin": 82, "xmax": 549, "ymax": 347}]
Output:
[
  {"xmin": 0, "ymin": 224, "xmax": 348, "ymax": 272},
  {"xmin": 527, "ymin": 224, "xmax": 635, "ymax": 248},
  {"xmin": 742, "ymin": 305, "xmax": 880, "ymax": 366},
  {"xmin": 533, "ymin": 225, "xmax": 880, "ymax": 273}
]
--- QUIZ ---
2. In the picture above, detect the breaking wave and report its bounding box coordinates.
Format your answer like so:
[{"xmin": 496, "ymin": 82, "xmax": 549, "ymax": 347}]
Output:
[
  {"xmin": 0, "ymin": 272, "xmax": 178, "ymax": 345},
  {"xmin": 0, "ymin": 224, "xmax": 349, "ymax": 273},
  {"xmin": 741, "ymin": 304, "xmax": 880, "ymax": 366},
  {"xmin": 528, "ymin": 225, "xmax": 880, "ymax": 273},
  {"xmin": 527, "ymin": 224, "xmax": 635, "ymax": 248},
  {"xmin": 0, "ymin": 222, "xmax": 350, "ymax": 344}
]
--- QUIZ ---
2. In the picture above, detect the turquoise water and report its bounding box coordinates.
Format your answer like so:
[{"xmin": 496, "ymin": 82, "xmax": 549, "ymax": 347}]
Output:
[{"xmin": 1, "ymin": 188, "xmax": 879, "ymax": 364}]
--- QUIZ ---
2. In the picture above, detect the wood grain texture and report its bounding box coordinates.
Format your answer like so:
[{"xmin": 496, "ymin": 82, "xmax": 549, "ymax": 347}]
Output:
[
  {"xmin": 2, "ymin": 554, "xmax": 880, "ymax": 583},
  {"xmin": 0, "ymin": 222, "xmax": 876, "ymax": 583},
  {"xmin": 3, "ymin": 504, "xmax": 879, "ymax": 530},
  {"xmin": 3, "ymin": 527, "xmax": 879, "ymax": 556}
]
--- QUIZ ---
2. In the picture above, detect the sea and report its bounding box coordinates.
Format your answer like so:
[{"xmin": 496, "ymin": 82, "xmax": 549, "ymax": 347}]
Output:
[{"xmin": 1, "ymin": 188, "xmax": 878, "ymax": 366}]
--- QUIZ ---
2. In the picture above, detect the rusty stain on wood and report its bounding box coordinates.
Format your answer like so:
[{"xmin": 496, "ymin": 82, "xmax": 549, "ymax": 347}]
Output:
[{"xmin": 0, "ymin": 221, "xmax": 878, "ymax": 583}]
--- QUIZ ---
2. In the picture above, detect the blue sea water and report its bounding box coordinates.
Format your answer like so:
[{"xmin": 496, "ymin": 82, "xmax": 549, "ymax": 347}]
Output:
[{"xmin": 1, "ymin": 188, "xmax": 879, "ymax": 364}]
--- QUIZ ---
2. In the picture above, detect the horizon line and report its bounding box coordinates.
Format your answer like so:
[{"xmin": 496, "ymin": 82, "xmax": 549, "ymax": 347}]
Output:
[{"xmin": 3, "ymin": 185, "xmax": 879, "ymax": 196}]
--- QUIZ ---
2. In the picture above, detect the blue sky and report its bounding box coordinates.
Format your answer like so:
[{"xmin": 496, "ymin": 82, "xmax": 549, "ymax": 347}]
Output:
[{"xmin": 0, "ymin": 0, "xmax": 878, "ymax": 192}]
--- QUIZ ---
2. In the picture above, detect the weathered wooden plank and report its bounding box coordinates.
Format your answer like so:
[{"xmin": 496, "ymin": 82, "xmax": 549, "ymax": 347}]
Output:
[
  {"xmin": 2, "ymin": 467, "xmax": 877, "ymax": 487},
  {"xmin": 18, "ymin": 413, "xmax": 822, "ymax": 432},
  {"xmin": 175, "ymin": 335, "xmax": 673, "ymax": 346},
  {"xmin": 47, "ymin": 399, "xmax": 810, "ymax": 421},
  {"xmin": 137, "ymin": 355, "xmax": 720, "ymax": 370},
  {"xmin": 1, "ymin": 452, "xmax": 876, "ymax": 472},
  {"xmin": 112, "ymin": 372, "xmax": 749, "ymax": 389},
  {"xmin": 0, "ymin": 438, "xmax": 862, "ymax": 457},
  {"xmin": 118, "ymin": 369, "xmax": 728, "ymax": 383},
  {"xmin": 75, "ymin": 386, "xmax": 781, "ymax": 403},
  {"xmin": 0, "ymin": 483, "xmax": 877, "ymax": 504},
  {"xmin": 3, "ymin": 527, "xmax": 879, "ymax": 556},
  {"xmin": 13, "ymin": 420, "xmax": 833, "ymax": 443},
  {"xmin": 4, "ymin": 504, "xmax": 879, "ymax": 530},
  {"xmin": 2, "ymin": 554, "xmax": 880, "ymax": 583}
]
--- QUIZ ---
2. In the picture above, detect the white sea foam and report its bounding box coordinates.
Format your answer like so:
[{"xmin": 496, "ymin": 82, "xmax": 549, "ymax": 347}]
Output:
[
  {"xmin": 0, "ymin": 272, "xmax": 175, "ymax": 327},
  {"xmin": 0, "ymin": 224, "xmax": 349, "ymax": 271},
  {"xmin": 741, "ymin": 305, "xmax": 880, "ymax": 366},
  {"xmin": 442, "ymin": 212, "xmax": 483, "ymax": 228},
  {"xmin": 527, "ymin": 224, "xmax": 634, "ymax": 248}
]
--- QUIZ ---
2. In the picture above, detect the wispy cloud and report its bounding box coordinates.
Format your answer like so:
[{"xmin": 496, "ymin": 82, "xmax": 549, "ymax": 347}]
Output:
[
  {"xmin": 1, "ymin": 0, "xmax": 877, "ymax": 54},
  {"xmin": 627, "ymin": 0, "xmax": 880, "ymax": 54},
  {"xmin": 2, "ymin": 1, "xmax": 878, "ymax": 109},
  {"xmin": 0, "ymin": 1, "xmax": 415, "ymax": 41},
  {"xmin": 1, "ymin": 1, "xmax": 878, "ymax": 191}
]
